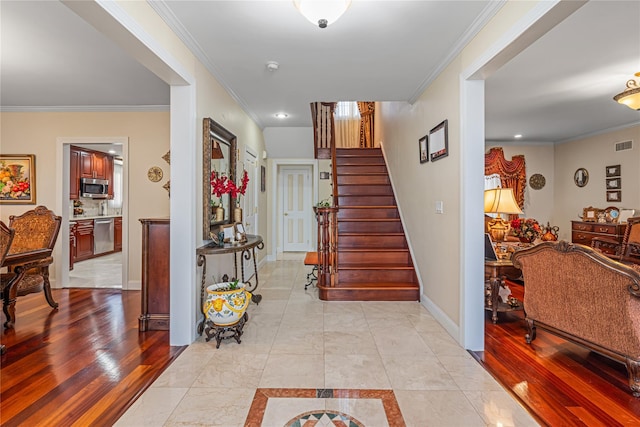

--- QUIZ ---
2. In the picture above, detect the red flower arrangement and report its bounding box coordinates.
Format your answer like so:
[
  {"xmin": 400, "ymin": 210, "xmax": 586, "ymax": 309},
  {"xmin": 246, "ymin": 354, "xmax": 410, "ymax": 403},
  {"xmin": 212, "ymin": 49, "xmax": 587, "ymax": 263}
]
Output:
[
  {"xmin": 510, "ymin": 217, "xmax": 542, "ymax": 242},
  {"xmin": 210, "ymin": 170, "xmax": 249, "ymax": 205}
]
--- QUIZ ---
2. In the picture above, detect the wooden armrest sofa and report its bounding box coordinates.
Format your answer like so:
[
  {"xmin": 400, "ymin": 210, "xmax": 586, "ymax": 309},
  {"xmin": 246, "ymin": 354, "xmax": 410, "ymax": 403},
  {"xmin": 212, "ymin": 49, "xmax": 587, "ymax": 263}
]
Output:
[{"xmin": 511, "ymin": 241, "xmax": 640, "ymax": 397}]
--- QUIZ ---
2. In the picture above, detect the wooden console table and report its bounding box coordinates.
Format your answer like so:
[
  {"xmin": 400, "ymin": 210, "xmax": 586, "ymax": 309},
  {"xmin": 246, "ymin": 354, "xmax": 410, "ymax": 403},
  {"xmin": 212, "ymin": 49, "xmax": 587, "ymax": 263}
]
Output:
[
  {"xmin": 196, "ymin": 234, "xmax": 264, "ymax": 335},
  {"xmin": 485, "ymin": 259, "xmax": 523, "ymax": 323}
]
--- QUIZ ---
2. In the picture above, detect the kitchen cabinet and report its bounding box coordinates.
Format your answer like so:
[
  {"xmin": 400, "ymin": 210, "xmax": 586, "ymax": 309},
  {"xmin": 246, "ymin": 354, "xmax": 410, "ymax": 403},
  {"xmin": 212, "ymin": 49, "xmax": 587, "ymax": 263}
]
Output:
[
  {"xmin": 69, "ymin": 222, "xmax": 77, "ymax": 270},
  {"xmin": 70, "ymin": 149, "xmax": 80, "ymax": 200},
  {"xmin": 75, "ymin": 219, "xmax": 94, "ymax": 262},
  {"xmin": 70, "ymin": 145, "xmax": 115, "ymax": 199},
  {"xmin": 114, "ymin": 216, "xmax": 122, "ymax": 252},
  {"xmin": 139, "ymin": 218, "xmax": 170, "ymax": 331}
]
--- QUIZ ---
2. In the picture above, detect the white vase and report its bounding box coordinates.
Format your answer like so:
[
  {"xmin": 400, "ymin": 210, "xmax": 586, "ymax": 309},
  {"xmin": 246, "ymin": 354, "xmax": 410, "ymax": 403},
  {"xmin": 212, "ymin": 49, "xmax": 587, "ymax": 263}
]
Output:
[{"xmin": 203, "ymin": 282, "xmax": 251, "ymax": 326}]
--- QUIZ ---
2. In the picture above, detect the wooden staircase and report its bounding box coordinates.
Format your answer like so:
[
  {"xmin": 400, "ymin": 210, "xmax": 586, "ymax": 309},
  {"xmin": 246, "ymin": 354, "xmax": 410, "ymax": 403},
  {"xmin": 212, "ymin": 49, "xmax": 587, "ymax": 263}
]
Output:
[{"xmin": 318, "ymin": 148, "xmax": 420, "ymax": 301}]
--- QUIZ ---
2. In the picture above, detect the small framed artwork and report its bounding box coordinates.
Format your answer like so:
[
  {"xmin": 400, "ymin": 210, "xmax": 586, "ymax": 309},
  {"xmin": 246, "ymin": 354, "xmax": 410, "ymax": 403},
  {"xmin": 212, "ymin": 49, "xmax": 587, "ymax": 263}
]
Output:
[
  {"xmin": 429, "ymin": 120, "xmax": 448, "ymax": 162},
  {"xmin": 582, "ymin": 206, "xmax": 599, "ymax": 222},
  {"xmin": 235, "ymin": 222, "xmax": 247, "ymax": 242},
  {"xmin": 222, "ymin": 224, "xmax": 235, "ymax": 243},
  {"xmin": 606, "ymin": 190, "xmax": 621, "ymax": 202},
  {"xmin": 606, "ymin": 165, "xmax": 621, "ymax": 177},
  {"xmin": 418, "ymin": 135, "xmax": 428, "ymax": 164},
  {"xmin": 260, "ymin": 165, "xmax": 266, "ymax": 192},
  {"xmin": 319, "ymin": 171, "xmax": 330, "ymax": 180},
  {"xmin": 0, "ymin": 154, "xmax": 36, "ymax": 204},
  {"xmin": 606, "ymin": 177, "xmax": 621, "ymax": 189}
]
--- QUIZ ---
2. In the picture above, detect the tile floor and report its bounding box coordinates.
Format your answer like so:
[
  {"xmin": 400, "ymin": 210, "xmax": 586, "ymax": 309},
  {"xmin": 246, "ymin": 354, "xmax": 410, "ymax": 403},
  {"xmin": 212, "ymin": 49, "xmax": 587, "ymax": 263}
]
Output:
[
  {"xmin": 68, "ymin": 252, "xmax": 122, "ymax": 288},
  {"xmin": 116, "ymin": 254, "xmax": 539, "ymax": 426}
]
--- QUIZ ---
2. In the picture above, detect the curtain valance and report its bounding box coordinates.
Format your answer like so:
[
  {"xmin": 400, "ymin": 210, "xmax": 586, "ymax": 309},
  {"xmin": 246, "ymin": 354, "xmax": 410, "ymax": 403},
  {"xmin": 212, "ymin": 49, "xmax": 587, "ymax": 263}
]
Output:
[{"xmin": 484, "ymin": 147, "xmax": 526, "ymax": 210}]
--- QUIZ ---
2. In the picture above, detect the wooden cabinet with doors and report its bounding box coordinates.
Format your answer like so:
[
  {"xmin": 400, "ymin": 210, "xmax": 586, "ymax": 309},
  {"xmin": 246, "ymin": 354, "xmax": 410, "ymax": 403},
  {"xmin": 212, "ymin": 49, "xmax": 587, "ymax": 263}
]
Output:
[
  {"xmin": 114, "ymin": 216, "xmax": 122, "ymax": 252},
  {"xmin": 75, "ymin": 219, "xmax": 94, "ymax": 262},
  {"xmin": 139, "ymin": 218, "xmax": 170, "ymax": 331},
  {"xmin": 70, "ymin": 149, "xmax": 80, "ymax": 200}
]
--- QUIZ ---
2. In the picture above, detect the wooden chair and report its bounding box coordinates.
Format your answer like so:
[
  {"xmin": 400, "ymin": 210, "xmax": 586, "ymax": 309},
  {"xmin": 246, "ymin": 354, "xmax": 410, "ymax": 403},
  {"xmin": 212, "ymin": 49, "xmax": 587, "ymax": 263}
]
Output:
[
  {"xmin": 5, "ymin": 206, "xmax": 62, "ymax": 308},
  {"xmin": 0, "ymin": 221, "xmax": 16, "ymax": 354},
  {"xmin": 592, "ymin": 216, "xmax": 640, "ymax": 265}
]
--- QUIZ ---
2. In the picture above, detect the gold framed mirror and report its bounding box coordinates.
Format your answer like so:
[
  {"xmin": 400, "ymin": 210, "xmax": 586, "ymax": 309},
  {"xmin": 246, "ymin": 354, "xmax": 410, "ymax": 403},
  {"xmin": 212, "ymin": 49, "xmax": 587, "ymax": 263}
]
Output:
[{"xmin": 203, "ymin": 117, "xmax": 237, "ymax": 239}]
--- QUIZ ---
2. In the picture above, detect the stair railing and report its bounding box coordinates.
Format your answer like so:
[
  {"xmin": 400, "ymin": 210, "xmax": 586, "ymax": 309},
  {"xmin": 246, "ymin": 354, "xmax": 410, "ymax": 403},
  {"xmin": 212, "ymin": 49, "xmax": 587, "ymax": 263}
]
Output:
[
  {"xmin": 314, "ymin": 206, "xmax": 338, "ymax": 287},
  {"xmin": 310, "ymin": 102, "xmax": 336, "ymax": 160}
]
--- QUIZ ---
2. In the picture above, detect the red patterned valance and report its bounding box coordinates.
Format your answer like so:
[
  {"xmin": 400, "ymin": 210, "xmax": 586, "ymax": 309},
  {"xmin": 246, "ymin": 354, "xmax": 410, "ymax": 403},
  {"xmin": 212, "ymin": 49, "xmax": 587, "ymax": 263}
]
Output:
[{"xmin": 484, "ymin": 147, "xmax": 526, "ymax": 210}]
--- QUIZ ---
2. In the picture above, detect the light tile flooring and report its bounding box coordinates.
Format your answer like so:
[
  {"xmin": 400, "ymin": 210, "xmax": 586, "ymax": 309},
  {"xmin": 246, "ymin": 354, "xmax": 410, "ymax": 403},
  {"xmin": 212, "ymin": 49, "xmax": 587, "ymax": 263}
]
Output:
[
  {"xmin": 68, "ymin": 252, "xmax": 122, "ymax": 288},
  {"xmin": 116, "ymin": 254, "xmax": 538, "ymax": 426}
]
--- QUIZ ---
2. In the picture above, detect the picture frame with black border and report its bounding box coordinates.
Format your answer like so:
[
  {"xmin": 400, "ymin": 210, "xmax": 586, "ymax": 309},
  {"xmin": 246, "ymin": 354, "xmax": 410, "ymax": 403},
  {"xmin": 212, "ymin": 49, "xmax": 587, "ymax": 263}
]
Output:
[
  {"xmin": 418, "ymin": 135, "xmax": 428, "ymax": 164},
  {"xmin": 606, "ymin": 190, "xmax": 621, "ymax": 203},
  {"xmin": 260, "ymin": 165, "xmax": 266, "ymax": 192},
  {"xmin": 606, "ymin": 164, "xmax": 621, "ymax": 177},
  {"xmin": 606, "ymin": 177, "xmax": 621, "ymax": 189},
  {"xmin": 428, "ymin": 120, "xmax": 448, "ymax": 162}
]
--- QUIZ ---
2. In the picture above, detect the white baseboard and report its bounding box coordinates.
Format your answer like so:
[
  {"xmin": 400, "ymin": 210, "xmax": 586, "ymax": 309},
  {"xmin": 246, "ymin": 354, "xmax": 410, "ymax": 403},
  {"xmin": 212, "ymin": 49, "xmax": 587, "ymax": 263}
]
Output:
[{"xmin": 420, "ymin": 293, "xmax": 460, "ymax": 343}]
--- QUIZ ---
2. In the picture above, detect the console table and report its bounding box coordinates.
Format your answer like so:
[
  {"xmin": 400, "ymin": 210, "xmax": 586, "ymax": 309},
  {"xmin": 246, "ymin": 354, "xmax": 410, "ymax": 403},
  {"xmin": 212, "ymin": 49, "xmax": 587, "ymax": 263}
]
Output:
[
  {"xmin": 485, "ymin": 259, "xmax": 523, "ymax": 323},
  {"xmin": 196, "ymin": 234, "xmax": 264, "ymax": 335}
]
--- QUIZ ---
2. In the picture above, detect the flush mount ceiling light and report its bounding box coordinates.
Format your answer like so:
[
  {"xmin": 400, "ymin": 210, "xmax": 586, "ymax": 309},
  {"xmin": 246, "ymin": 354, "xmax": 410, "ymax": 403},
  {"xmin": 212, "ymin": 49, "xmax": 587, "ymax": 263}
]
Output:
[
  {"xmin": 293, "ymin": 0, "xmax": 351, "ymax": 28},
  {"xmin": 266, "ymin": 61, "xmax": 279, "ymax": 72},
  {"xmin": 613, "ymin": 72, "xmax": 640, "ymax": 110},
  {"xmin": 275, "ymin": 113, "xmax": 289, "ymax": 119}
]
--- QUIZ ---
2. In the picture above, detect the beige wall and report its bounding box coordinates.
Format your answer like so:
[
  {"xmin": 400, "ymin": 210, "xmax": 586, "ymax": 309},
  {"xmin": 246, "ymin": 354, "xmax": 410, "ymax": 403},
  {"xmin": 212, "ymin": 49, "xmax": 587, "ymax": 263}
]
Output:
[
  {"xmin": 379, "ymin": 1, "xmax": 542, "ymax": 326},
  {"xmin": 0, "ymin": 111, "xmax": 170, "ymax": 284},
  {"xmin": 485, "ymin": 143, "xmax": 555, "ymax": 226},
  {"xmin": 554, "ymin": 124, "xmax": 640, "ymax": 240}
]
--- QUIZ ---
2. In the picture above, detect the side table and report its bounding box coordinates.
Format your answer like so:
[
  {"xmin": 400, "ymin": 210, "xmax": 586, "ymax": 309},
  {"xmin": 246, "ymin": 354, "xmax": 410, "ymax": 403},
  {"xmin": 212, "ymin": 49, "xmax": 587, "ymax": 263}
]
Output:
[
  {"xmin": 196, "ymin": 234, "xmax": 264, "ymax": 335},
  {"xmin": 485, "ymin": 259, "xmax": 523, "ymax": 323}
]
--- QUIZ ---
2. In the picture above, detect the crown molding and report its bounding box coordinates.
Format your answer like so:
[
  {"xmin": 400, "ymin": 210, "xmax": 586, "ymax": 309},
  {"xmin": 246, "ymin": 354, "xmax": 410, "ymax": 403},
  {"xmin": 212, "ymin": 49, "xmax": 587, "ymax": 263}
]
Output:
[{"xmin": 0, "ymin": 105, "xmax": 169, "ymax": 113}]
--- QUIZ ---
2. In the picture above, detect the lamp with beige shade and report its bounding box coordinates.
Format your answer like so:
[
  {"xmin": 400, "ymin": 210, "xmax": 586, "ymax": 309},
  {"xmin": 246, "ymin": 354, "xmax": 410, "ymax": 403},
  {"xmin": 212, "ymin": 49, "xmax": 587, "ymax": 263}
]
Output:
[{"xmin": 484, "ymin": 188, "xmax": 522, "ymax": 243}]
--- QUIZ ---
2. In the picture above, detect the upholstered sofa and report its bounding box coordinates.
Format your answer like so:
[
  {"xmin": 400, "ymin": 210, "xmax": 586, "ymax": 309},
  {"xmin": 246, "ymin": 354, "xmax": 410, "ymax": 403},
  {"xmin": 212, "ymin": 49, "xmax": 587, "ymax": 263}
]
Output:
[{"xmin": 511, "ymin": 241, "xmax": 640, "ymax": 397}]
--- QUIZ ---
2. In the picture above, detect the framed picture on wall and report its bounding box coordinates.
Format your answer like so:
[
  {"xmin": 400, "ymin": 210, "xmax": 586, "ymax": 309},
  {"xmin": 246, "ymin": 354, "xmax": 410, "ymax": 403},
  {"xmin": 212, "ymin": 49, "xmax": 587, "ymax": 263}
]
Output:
[
  {"xmin": 428, "ymin": 120, "xmax": 448, "ymax": 162},
  {"xmin": 260, "ymin": 165, "xmax": 266, "ymax": 192},
  {"xmin": 0, "ymin": 154, "xmax": 36, "ymax": 204},
  {"xmin": 606, "ymin": 177, "xmax": 621, "ymax": 189},
  {"xmin": 418, "ymin": 135, "xmax": 428, "ymax": 164},
  {"xmin": 606, "ymin": 164, "xmax": 621, "ymax": 177},
  {"xmin": 606, "ymin": 190, "xmax": 621, "ymax": 202}
]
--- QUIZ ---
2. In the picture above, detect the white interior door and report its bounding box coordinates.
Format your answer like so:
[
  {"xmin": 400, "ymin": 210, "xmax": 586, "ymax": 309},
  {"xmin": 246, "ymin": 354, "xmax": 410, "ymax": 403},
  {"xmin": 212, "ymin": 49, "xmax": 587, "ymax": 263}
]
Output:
[
  {"xmin": 282, "ymin": 166, "xmax": 312, "ymax": 252},
  {"xmin": 243, "ymin": 149, "xmax": 258, "ymax": 278}
]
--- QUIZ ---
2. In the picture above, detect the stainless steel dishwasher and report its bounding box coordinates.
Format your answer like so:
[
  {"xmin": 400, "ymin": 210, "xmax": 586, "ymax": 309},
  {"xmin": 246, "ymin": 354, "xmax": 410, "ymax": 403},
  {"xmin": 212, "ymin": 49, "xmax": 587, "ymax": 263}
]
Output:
[{"xmin": 93, "ymin": 218, "xmax": 114, "ymax": 255}]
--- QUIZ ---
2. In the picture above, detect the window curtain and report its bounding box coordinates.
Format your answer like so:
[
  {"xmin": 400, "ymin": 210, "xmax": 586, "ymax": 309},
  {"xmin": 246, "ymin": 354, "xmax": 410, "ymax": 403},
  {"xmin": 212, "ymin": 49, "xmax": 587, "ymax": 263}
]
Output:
[
  {"xmin": 334, "ymin": 101, "xmax": 361, "ymax": 148},
  {"xmin": 484, "ymin": 147, "xmax": 526, "ymax": 210},
  {"xmin": 357, "ymin": 102, "xmax": 375, "ymax": 148}
]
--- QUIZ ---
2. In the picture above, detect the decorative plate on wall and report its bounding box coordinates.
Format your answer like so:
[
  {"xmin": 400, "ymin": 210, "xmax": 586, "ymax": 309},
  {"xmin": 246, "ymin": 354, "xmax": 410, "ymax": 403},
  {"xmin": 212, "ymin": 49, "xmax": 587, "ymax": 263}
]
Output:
[
  {"xmin": 147, "ymin": 166, "xmax": 163, "ymax": 182},
  {"xmin": 529, "ymin": 173, "xmax": 546, "ymax": 190}
]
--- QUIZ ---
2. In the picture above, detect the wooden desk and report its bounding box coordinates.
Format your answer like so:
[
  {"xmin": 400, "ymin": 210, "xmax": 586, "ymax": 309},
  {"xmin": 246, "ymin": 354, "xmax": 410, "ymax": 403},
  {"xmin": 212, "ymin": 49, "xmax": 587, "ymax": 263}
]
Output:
[
  {"xmin": 196, "ymin": 235, "xmax": 264, "ymax": 335},
  {"xmin": 2, "ymin": 248, "xmax": 53, "ymax": 328},
  {"xmin": 485, "ymin": 259, "xmax": 523, "ymax": 324}
]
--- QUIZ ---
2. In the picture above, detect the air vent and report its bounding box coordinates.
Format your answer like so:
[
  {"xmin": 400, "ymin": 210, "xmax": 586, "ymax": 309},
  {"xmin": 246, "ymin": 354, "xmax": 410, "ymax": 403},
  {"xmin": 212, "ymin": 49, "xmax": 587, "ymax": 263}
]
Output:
[{"xmin": 615, "ymin": 140, "xmax": 633, "ymax": 152}]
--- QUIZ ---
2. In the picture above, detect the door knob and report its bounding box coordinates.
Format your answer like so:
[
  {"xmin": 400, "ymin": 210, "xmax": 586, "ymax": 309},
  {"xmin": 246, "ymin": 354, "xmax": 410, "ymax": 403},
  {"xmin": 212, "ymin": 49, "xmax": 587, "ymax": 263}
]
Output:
[{"xmin": 284, "ymin": 213, "xmax": 288, "ymax": 216}]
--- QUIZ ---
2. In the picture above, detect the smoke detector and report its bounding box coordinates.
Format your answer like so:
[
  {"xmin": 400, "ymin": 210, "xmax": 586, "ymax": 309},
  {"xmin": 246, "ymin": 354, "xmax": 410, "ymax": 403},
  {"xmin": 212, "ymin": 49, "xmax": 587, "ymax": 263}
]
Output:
[{"xmin": 266, "ymin": 61, "xmax": 279, "ymax": 72}]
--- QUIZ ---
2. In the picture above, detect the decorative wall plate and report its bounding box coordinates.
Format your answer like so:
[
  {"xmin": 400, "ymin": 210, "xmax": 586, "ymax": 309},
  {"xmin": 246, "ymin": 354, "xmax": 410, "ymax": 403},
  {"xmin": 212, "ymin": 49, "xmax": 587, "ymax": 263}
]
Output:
[
  {"xmin": 529, "ymin": 173, "xmax": 546, "ymax": 190},
  {"xmin": 147, "ymin": 166, "xmax": 163, "ymax": 182},
  {"xmin": 604, "ymin": 206, "xmax": 620, "ymax": 223}
]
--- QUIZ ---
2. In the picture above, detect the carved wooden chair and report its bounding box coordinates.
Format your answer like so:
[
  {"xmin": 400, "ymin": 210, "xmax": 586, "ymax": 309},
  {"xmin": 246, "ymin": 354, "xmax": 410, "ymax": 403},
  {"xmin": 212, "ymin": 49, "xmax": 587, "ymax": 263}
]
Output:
[
  {"xmin": 6, "ymin": 206, "xmax": 62, "ymax": 308},
  {"xmin": 0, "ymin": 221, "xmax": 16, "ymax": 354},
  {"xmin": 592, "ymin": 216, "xmax": 640, "ymax": 265}
]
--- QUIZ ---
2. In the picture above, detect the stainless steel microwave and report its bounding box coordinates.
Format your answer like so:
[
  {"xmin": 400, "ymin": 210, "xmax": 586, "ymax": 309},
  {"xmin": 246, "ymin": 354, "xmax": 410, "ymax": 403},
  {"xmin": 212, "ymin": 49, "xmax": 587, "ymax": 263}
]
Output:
[{"xmin": 80, "ymin": 178, "xmax": 109, "ymax": 198}]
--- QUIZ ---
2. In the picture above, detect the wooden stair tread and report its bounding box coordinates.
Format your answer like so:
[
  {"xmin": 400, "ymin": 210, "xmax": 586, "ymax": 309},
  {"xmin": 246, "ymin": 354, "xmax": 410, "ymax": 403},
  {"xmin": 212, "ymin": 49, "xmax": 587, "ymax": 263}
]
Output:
[
  {"xmin": 339, "ymin": 205, "xmax": 397, "ymax": 209},
  {"xmin": 340, "ymin": 247, "xmax": 408, "ymax": 252},
  {"xmin": 338, "ymin": 263, "xmax": 415, "ymax": 269},
  {"xmin": 338, "ymin": 218, "xmax": 400, "ymax": 222},
  {"xmin": 324, "ymin": 282, "xmax": 418, "ymax": 289},
  {"xmin": 340, "ymin": 232, "xmax": 405, "ymax": 236}
]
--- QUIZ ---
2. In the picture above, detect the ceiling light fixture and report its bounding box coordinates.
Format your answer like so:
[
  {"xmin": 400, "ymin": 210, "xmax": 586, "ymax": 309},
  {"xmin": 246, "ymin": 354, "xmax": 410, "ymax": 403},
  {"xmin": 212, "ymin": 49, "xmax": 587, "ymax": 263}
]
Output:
[
  {"xmin": 266, "ymin": 61, "xmax": 279, "ymax": 72},
  {"xmin": 514, "ymin": 134, "xmax": 523, "ymax": 139},
  {"xmin": 293, "ymin": 0, "xmax": 351, "ymax": 28},
  {"xmin": 613, "ymin": 72, "xmax": 640, "ymax": 110},
  {"xmin": 275, "ymin": 113, "xmax": 289, "ymax": 119}
]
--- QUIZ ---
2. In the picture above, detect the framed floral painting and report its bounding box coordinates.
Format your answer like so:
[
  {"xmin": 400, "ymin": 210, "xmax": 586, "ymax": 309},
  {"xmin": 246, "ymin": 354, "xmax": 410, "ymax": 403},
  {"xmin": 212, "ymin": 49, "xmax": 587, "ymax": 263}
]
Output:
[{"xmin": 0, "ymin": 154, "xmax": 36, "ymax": 204}]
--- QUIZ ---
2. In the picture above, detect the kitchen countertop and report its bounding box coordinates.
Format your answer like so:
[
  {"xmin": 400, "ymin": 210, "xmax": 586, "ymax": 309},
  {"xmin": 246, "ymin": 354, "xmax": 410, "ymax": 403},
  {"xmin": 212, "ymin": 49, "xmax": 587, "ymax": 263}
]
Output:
[{"xmin": 72, "ymin": 214, "xmax": 122, "ymax": 220}]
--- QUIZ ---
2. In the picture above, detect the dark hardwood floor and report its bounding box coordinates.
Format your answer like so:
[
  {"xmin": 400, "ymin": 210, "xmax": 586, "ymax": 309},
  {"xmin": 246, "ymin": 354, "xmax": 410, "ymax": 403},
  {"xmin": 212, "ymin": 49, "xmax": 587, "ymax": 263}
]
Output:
[
  {"xmin": 0, "ymin": 289, "xmax": 185, "ymax": 426},
  {"xmin": 473, "ymin": 282, "xmax": 640, "ymax": 427}
]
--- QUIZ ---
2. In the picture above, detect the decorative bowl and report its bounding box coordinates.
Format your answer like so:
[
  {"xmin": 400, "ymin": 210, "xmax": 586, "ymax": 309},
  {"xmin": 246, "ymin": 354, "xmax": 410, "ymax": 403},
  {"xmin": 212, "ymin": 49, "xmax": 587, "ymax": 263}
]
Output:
[{"xmin": 203, "ymin": 282, "xmax": 251, "ymax": 326}]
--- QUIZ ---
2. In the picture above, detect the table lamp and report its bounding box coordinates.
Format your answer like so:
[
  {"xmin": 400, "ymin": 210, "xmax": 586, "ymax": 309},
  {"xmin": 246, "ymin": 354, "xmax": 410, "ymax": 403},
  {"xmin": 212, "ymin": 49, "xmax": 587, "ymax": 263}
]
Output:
[{"xmin": 484, "ymin": 188, "xmax": 522, "ymax": 243}]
